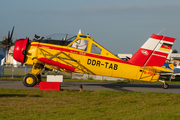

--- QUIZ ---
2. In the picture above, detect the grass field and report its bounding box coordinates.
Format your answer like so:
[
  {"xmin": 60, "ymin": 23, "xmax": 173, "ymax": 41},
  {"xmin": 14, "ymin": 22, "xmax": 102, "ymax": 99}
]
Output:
[
  {"xmin": 2, "ymin": 68, "xmax": 180, "ymax": 119},
  {"xmin": 0, "ymin": 89, "xmax": 180, "ymax": 120}
]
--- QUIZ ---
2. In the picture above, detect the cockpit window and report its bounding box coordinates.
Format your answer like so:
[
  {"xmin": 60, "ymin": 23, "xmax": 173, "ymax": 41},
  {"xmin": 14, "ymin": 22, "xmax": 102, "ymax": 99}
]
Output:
[
  {"xmin": 91, "ymin": 43, "xmax": 101, "ymax": 54},
  {"xmin": 71, "ymin": 39, "xmax": 88, "ymax": 51},
  {"xmin": 35, "ymin": 34, "xmax": 77, "ymax": 46}
]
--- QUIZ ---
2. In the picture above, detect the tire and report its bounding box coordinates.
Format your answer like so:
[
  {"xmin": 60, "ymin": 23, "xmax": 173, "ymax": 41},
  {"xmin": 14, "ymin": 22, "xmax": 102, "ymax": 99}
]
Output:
[
  {"xmin": 162, "ymin": 83, "xmax": 169, "ymax": 89},
  {"xmin": 23, "ymin": 74, "xmax": 37, "ymax": 87}
]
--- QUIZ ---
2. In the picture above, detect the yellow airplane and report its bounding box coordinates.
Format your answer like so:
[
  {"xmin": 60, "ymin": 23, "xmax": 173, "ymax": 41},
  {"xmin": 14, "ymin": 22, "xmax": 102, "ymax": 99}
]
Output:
[{"xmin": 12, "ymin": 30, "xmax": 176, "ymax": 89}]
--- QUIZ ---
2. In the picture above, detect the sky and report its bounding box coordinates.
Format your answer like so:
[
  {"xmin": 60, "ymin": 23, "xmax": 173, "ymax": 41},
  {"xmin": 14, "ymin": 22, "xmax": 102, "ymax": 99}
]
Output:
[{"xmin": 1, "ymin": 0, "xmax": 180, "ymax": 54}]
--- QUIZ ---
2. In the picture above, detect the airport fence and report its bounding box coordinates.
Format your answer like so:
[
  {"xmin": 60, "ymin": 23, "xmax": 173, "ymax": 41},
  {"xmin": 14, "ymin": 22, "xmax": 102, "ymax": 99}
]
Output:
[
  {"xmin": 2, "ymin": 65, "xmax": 174, "ymax": 81},
  {"xmin": 3, "ymin": 65, "xmax": 71, "ymax": 78}
]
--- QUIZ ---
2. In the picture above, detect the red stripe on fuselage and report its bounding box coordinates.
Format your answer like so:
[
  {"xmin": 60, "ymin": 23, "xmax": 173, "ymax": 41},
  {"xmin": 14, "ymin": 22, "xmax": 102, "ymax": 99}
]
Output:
[{"xmin": 31, "ymin": 43, "xmax": 129, "ymax": 64}]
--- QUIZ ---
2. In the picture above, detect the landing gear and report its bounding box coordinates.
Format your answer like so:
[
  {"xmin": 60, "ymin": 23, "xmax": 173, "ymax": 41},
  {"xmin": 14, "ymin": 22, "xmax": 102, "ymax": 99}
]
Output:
[
  {"xmin": 159, "ymin": 80, "xmax": 169, "ymax": 89},
  {"xmin": 22, "ymin": 63, "xmax": 44, "ymax": 87},
  {"xmin": 162, "ymin": 83, "xmax": 169, "ymax": 89},
  {"xmin": 37, "ymin": 74, "xmax": 42, "ymax": 84},
  {"xmin": 23, "ymin": 74, "xmax": 37, "ymax": 87}
]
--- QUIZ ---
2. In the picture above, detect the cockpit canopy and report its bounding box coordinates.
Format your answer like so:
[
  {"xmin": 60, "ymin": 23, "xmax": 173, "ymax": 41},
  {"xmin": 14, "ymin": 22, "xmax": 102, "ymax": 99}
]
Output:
[{"xmin": 34, "ymin": 33, "xmax": 77, "ymax": 46}]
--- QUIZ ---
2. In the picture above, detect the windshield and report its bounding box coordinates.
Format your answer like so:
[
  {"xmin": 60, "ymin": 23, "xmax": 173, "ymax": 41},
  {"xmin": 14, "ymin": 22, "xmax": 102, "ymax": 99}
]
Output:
[
  {"xmin": 36, "ymin": 33, "xmax": 77, "ymax": 46},
  {"xmin": 45, "ymin": 33, "xmax": 76, "ymax": 41}
]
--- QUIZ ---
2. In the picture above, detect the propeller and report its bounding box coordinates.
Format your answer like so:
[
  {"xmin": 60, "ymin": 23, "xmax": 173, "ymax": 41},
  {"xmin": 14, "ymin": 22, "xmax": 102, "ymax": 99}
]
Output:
[
  {"xmin": 5, "ymin": 26, "xmax": 15, "ymax": 50},
  {"xmin": 3, "ymin": 26, "xmax": 15, "ymax": 66}
]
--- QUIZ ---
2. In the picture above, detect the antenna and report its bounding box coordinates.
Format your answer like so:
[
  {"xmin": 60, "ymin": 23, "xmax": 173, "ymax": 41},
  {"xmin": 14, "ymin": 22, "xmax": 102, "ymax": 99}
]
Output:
[
  {"xmin": 78, "ymin": 29, "xmax": 82, "ymax": 34},
  {"xmin": 157, "ymin": 28, "xmax": 165, "ymax": 35}
]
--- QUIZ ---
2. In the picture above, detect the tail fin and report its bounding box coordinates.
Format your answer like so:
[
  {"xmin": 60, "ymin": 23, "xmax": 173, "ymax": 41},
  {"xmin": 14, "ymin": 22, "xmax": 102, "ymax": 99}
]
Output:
[{"xmin": 127, "ymin": 34, "xmax": 176, "ymax": 67}]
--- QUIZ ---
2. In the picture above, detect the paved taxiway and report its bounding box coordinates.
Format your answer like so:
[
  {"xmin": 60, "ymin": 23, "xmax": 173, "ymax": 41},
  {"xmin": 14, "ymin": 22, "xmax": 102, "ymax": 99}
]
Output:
[{"xmin": 0, "ymin": 81, "xmax": 180, "ymax": 93}]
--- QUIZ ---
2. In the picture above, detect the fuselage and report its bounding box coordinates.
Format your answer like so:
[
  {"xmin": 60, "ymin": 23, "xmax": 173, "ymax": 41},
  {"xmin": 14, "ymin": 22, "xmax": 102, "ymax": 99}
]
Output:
[{"xmin": 13, "ymin": 34, "xmax": 159, "ymax": 82}]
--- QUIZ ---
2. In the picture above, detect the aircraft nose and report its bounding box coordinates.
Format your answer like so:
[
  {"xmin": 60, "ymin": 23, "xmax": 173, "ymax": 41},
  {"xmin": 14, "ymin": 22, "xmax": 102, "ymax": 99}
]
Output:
[{"xmin": 13, "ymin": 38, "xmax": 29, "ymax": 63}]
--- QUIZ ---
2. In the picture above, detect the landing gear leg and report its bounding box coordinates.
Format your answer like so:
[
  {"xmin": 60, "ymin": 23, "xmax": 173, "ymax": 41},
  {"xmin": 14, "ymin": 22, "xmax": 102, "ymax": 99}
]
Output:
[
  {"xmin": 37, "ymin": 74, "xmax": 42, "ymax": 84},
  {"xmin": 23, "ymin": 63, "xmax": 44, "ymax": 87},
  {"xmin": 159, "ymin": 80, "xmax": 169, "ymax": 89}
]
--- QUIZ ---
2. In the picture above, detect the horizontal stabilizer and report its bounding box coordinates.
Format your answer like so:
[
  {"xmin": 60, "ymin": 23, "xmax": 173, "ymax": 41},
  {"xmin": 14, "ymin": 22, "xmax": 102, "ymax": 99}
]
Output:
[
  {"xmin": 144, "ymin": 66, "xmax": 173, "ymax": 73},
  {"xmin": 152, "ymin": 66, "xmax": 173, "ymax": 73}
]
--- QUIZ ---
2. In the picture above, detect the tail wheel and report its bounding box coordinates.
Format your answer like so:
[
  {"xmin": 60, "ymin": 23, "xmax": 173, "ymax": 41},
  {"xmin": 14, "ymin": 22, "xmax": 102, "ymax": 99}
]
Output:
[
  {"xmin": 162, "ymin": 83, "xmax": 169, "ymax": 89},
  {"xmin": 23, "ymin": 74, "xmax": 37, "ymax": 87}
]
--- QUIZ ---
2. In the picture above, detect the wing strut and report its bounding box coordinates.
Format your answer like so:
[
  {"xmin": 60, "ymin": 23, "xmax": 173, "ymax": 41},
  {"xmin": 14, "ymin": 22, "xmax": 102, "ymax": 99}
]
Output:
[{"xmin": 38, "ymin": 48, "xmax": 95, "ymax": 75}]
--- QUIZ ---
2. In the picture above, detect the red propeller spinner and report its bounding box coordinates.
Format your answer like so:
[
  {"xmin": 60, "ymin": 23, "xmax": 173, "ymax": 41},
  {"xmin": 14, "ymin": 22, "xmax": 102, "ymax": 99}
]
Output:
[{"xmin": 13, "ymin": 38, "xmax": 29, "ymax": 63}]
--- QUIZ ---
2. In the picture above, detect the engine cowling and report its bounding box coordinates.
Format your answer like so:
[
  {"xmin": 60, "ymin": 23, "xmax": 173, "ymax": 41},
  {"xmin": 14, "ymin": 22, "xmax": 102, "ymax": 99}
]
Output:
[{"xmin": 13, "ymin": 38, "xmax": 29, "ymax": 63}]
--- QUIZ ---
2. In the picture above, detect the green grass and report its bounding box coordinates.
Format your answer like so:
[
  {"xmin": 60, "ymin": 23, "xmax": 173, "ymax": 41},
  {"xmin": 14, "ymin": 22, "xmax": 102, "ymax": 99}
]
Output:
[
  {"xmin": 1, "ymin": 70, "xmax": 180, "ymax": 119},
  {"xmin": 0, "ymin": 89, "xmax": 180, "ymax": 120}
]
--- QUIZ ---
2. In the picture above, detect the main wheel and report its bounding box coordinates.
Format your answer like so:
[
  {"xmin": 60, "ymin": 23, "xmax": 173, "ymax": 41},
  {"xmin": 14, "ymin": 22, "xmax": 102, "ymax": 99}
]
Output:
[
  {"xmin": 162, "ymin": 83, "xmax": 169, "ymax": 89},
  {"xmin": 23, "ymin": 74, "xmax": 37, "ymax": 87}
]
